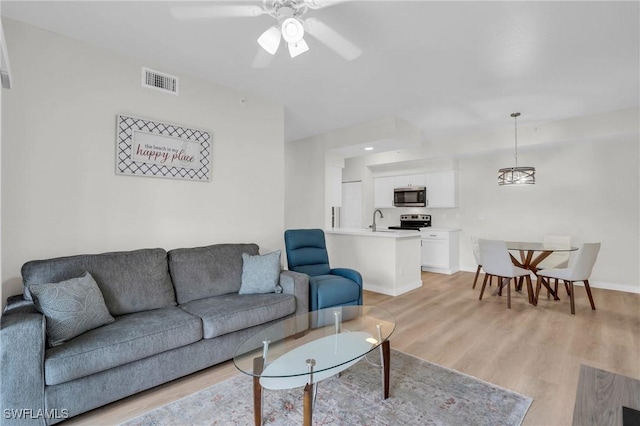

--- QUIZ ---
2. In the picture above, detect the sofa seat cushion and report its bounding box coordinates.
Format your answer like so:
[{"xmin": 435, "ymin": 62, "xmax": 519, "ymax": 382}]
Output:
[
  {"xmin": 311, "ymin": 275, "xmax": 362, "ymax": 309},
  {"xmin": 180, "ymin": 293, "xmax": 296, "ymax": 339},
  {"xmin": 43, "ymin": 307, "xmax": 202, "ymax": 386}
]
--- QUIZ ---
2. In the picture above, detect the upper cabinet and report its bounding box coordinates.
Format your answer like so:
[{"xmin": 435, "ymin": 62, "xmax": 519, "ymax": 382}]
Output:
[
  {"xmin": 373, "ymin": 170, "xmax": 457, "ymax": 209},
  {"xmin": 425, "ymin": 170, "xmax": 457, "ymax": 208},
  {"xmin": 373, "ymin": 176, "xmax": 396, "ymax": 208},
  {"xmin": 395, "ymin": 173, "xmax": 425, "ymax": 188}
]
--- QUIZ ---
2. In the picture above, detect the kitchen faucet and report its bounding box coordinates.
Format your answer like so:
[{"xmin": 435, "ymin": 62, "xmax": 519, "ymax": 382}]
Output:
[{"xmin": 370, "ymin": 209, "xmax": 384, "ymax": 232}]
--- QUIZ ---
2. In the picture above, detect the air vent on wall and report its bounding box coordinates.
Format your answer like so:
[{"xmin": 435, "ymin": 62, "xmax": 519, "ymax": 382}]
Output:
[{"xmin": 142, "ymin": 67, "xmax": 178, "ymax": 95}]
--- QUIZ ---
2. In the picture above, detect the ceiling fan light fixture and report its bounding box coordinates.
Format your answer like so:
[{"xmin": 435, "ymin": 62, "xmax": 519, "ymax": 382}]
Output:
[
  {"xmin": 288, "ymin": 38, "xmax": 309, "ymax": 58},
  {"xmin": 257, "ymin": 26, "xmax": 281, "ymax": 55},
  {"xmin": 281, "ymin": 17, "xmax": 304, "ymax": 43}
]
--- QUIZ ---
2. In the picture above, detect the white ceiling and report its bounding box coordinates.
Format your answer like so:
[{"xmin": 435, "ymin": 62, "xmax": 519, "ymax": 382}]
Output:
[{"xmin": 2, "ymin": 1, "xmax": 639, "ymax": 145}]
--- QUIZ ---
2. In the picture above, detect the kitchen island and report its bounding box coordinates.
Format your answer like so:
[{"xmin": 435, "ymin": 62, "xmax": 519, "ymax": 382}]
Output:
[{"xmin": 325, "ymin": 228, "xmax": 422, "ymax": 296}]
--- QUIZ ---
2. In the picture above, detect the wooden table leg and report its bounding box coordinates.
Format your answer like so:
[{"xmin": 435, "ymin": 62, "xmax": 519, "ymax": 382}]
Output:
[
  {"xmin": 303, "ymin": 383, "xmax": 313, "ymax": 426},
  {"xmin": 381, "ymin": 339, "xmax": 390, "ymax": 399},
  {"xmin": 253, "ymin": 357, "xmax": 264, "ymax": 426},
  {"xmin": 491, "ymin": 276, "xmax": 509, "ymax": 296},
  {"xmin": 537, "ymin": 276, "xmax": 559, "ymax": 300}
]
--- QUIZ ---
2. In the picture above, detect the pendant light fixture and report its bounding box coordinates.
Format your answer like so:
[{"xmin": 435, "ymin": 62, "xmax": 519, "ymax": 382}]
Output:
[{"xmin": 498, "ymin": 112, "xmax": 535, "ymax": 185}]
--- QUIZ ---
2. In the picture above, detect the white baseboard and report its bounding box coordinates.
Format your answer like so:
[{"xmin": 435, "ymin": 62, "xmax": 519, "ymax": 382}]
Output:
[
  {"xmin": 421, "ymin": 266, "xmax": 460, "ymax": 275},
  {"xmin": 364, "ymin": 280, "xmax": 422, "ymax": 297}
]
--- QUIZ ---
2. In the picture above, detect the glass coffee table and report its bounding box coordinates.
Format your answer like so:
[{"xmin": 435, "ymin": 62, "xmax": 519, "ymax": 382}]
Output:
[{"xmin": 233, "ymin": 305, "xmax": 396, "ymax": 426}]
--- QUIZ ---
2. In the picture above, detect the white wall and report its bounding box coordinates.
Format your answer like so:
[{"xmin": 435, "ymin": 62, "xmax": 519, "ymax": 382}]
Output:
[
  {"xmin": 1, "ymin": 19, "xmax": 285, "ymax": 302},
  {"xmin": 456, "ymin": 135, "xmax": 639, "ymax": 293},
  {"xmin": 288, "ymin": 109, "xmax": 640, "ymax": 293},
  {"xmin": 284, "ymin": 135, "xmax": 326, "ymax": 229}
]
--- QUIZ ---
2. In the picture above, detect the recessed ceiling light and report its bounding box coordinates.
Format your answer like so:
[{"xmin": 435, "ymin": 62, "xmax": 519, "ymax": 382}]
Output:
[{"xmin": 364, "ymin": 147, "xmax": 374, "ymax": 151}]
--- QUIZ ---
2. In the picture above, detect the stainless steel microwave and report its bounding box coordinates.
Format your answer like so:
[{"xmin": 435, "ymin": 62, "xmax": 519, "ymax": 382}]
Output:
[{"xmin": 394, "ymin": 186, "xmax": 426, "ymax": 207}]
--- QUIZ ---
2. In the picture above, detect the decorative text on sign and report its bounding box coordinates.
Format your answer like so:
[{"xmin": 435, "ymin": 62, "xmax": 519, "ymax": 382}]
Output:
[{"xmin": 132, "ymin": 130, "xmax": 200, "ymax": 170}]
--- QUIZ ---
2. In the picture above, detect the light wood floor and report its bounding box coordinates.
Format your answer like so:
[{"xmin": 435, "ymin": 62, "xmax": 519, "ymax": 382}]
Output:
[{"xmin": 66, "ymin": 271, "xmax": 640, "ymax": 426}]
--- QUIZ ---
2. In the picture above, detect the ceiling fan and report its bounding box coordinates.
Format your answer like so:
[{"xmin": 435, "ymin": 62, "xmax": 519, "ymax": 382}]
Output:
[{"xmin": 170, "ymin": 0, "xmax": 361, "ymax": 66}]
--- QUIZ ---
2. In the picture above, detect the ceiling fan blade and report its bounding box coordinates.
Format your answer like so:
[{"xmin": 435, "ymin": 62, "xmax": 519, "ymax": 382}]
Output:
[
  {"xmin": 170, "ymin": 5, "xmax": 265, "ymax": 20},
  {"xmin": 252, "ymin": 48, "xmax": 275, "ymax": 68},
  {"xmin": 305, "ymin": 0, "xmax": 351, "ymax": 10},
  {"xmin": 304, "ymin": 17, "xmax": 362, "ymax": 61}
]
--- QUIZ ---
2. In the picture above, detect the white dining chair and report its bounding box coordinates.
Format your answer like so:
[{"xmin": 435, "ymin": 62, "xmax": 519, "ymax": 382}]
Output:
[
  {"xmin": 478, "ymin": 239, "xmax": 534, "ymax": 309},
  {"xmin": 536, "ymin": 243, "xmax": 601, "ymax": 315},
  {"xmin": 536, "ymin": 235, "xmax": 571, "ymax": 298},
  {"xmin": 471, "ymin": 235, "xmax": 492, "ymax": 289}
]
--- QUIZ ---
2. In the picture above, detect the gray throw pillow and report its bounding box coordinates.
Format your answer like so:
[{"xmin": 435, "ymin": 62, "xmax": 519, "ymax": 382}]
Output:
[
  {"xmin": 29, "ymin": 272, "xmax": 115, "ymax": 347},
  {"xmin": 239, "ymin": 250, "xmax": 282, "ymax": 295}
]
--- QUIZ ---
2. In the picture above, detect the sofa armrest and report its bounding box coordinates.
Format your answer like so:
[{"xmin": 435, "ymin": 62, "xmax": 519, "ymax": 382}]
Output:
[
  {"xmin": 331, "ymin": 268, "xmax": 363, "ymax": 305},
  {"xmin": 279, "ymin": 270, "xmax": 309, "ymax": 316},
  {"xmin": 1, "ymin": 312, "xmax": 47, "ymax": 425},
  {"xmin": 3, "ymin": 295, "xmax": 37, "ymax": 316},
  {"xmin": 330, "ymin": 268, "xmax": 363, "ymax": 285}
]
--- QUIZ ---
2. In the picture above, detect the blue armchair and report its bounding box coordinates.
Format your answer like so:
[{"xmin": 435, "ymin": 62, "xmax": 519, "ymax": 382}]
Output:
[{"xmin": 284, "ymin": 229, "xmax": 363, "ymax": 311}]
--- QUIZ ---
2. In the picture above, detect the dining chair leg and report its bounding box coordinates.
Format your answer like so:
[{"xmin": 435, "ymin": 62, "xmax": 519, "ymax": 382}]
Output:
[
  {"xmin": 583, "ymin": 279, "xmax": 596, "ymax": 311},
  {"xmin": 535, "ymin": 277, "xmax": 543, "ymax": 302},
  {"xmin": 526, "ymin": 275, "xmax": 535, "ymax": 306},
  {"xmin": 568, "ymin": 281, "xmax": 576, "ymax": 315},
  {"xmin": 524, "ymin": 276, "xmax": 531, "ymax": 304},
  {"xmin": 506, "ymin": 278, "xmax": 511, "ymax": 309},
  {"xmin": 554, "ymin": 279, "xmax": 559, "ymax": 298},
  {"xmin": 479, "ymin": 273, "xmax": 489, "ymax": 300},
  {"xmin": 472, "ymin": 265, "xmax": 482, "ymax": 289}
]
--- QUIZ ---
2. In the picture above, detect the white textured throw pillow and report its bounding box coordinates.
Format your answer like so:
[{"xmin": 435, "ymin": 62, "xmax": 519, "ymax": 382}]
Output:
[
  {"xmin": 239, "ymin": 250, "xmax": 282, "ymax": 295},
  {"xmin": 29, "ymin": 272, "xmax": 115, "ymax": 346}
]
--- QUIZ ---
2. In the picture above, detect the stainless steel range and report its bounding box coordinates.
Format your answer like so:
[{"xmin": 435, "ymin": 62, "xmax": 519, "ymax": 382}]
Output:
[{"xmin": 388, "ymin": 214, "xmax": 431, "ymax": 230}]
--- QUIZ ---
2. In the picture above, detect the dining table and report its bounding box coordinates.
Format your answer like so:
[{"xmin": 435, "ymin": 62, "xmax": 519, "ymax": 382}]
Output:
[{"xmin": 505, "ymin": 241, "xmax": 578, "ymax": 300}]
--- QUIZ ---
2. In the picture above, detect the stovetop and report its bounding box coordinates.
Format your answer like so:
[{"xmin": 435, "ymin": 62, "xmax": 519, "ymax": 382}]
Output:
[
  {"xmin": 387, "ymin": 226, "xmax": 427, "ymax": 230},
  {"xmin": 388, "ymin": 214, "xmax": 431, "ymax": 230}
]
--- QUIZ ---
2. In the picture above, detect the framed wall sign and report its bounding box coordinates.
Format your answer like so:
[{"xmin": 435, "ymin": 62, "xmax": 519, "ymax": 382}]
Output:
[{"xmin": 116, "ymin": 114, "xmax": 212, "ymax": 181}]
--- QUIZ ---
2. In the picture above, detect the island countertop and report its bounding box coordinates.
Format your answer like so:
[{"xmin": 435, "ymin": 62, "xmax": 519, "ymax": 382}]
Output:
[{"xmin": 325, "ymin": 228, "xmax": 422, "ymax": 239}]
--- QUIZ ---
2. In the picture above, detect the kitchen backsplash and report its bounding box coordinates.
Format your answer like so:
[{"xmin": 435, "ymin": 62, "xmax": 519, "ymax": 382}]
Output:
[{"xmin": 374, "ymin": 208, "xmax": 460, "ymax": 228}]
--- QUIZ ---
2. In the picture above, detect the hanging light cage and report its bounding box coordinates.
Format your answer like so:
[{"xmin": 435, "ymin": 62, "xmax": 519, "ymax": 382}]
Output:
[
  {"xmin": 498, "ymin": 112, "xmax": 536, "ymax": 186},
  {"xmin": 498, "ymin": 166, "xmax": 536, "ymax": 185}
]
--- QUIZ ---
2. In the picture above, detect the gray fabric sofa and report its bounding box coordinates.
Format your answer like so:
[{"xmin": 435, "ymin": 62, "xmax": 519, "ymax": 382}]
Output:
[{"xmin": 0, "ymin": 243, "xmax": 309, "ymax": 425}]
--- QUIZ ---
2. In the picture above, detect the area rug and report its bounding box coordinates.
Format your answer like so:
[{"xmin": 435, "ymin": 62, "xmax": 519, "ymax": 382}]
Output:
[{"xmin": 121, "ymin": 350, "xmax": 532, "ymax": 426}]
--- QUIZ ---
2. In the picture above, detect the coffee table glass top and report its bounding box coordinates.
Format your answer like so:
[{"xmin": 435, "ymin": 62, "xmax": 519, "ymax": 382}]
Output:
[{"xmin": 233, "ymin": 306, "xmax": 395, "ymax": 382}]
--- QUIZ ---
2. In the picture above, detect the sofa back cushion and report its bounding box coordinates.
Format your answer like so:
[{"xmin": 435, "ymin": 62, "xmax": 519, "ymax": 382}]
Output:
[
  {"xmin": 168, "ymin": 243, "xmax": 259, "ymax": 304},
  {"xmin": 22, "ymin": 248, "xmax": 176, "ymax": 316}
]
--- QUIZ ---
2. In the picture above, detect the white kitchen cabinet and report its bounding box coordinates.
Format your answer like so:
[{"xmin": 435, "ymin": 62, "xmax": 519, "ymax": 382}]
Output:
[
  {"xmin": 374, "ymin": 171, "xmax": 455, "ymax": 209},
  {"xmin": 421, "ymin": 229, "xmax": 460, "ymax": 274},
  {"xmin": 373, "ymin": 176, "xmax": 396, "ymax": 208},
  {"xmin": 374, "ymin": 173, "xmax": 426, "ymax": 208},
  {"xmin": 425, "ymin": 170, "xmax": 457, "ymax": 208},
  {"xmin": 395, "ymin": 173, "xmax": 425, "ymax": 188}
]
